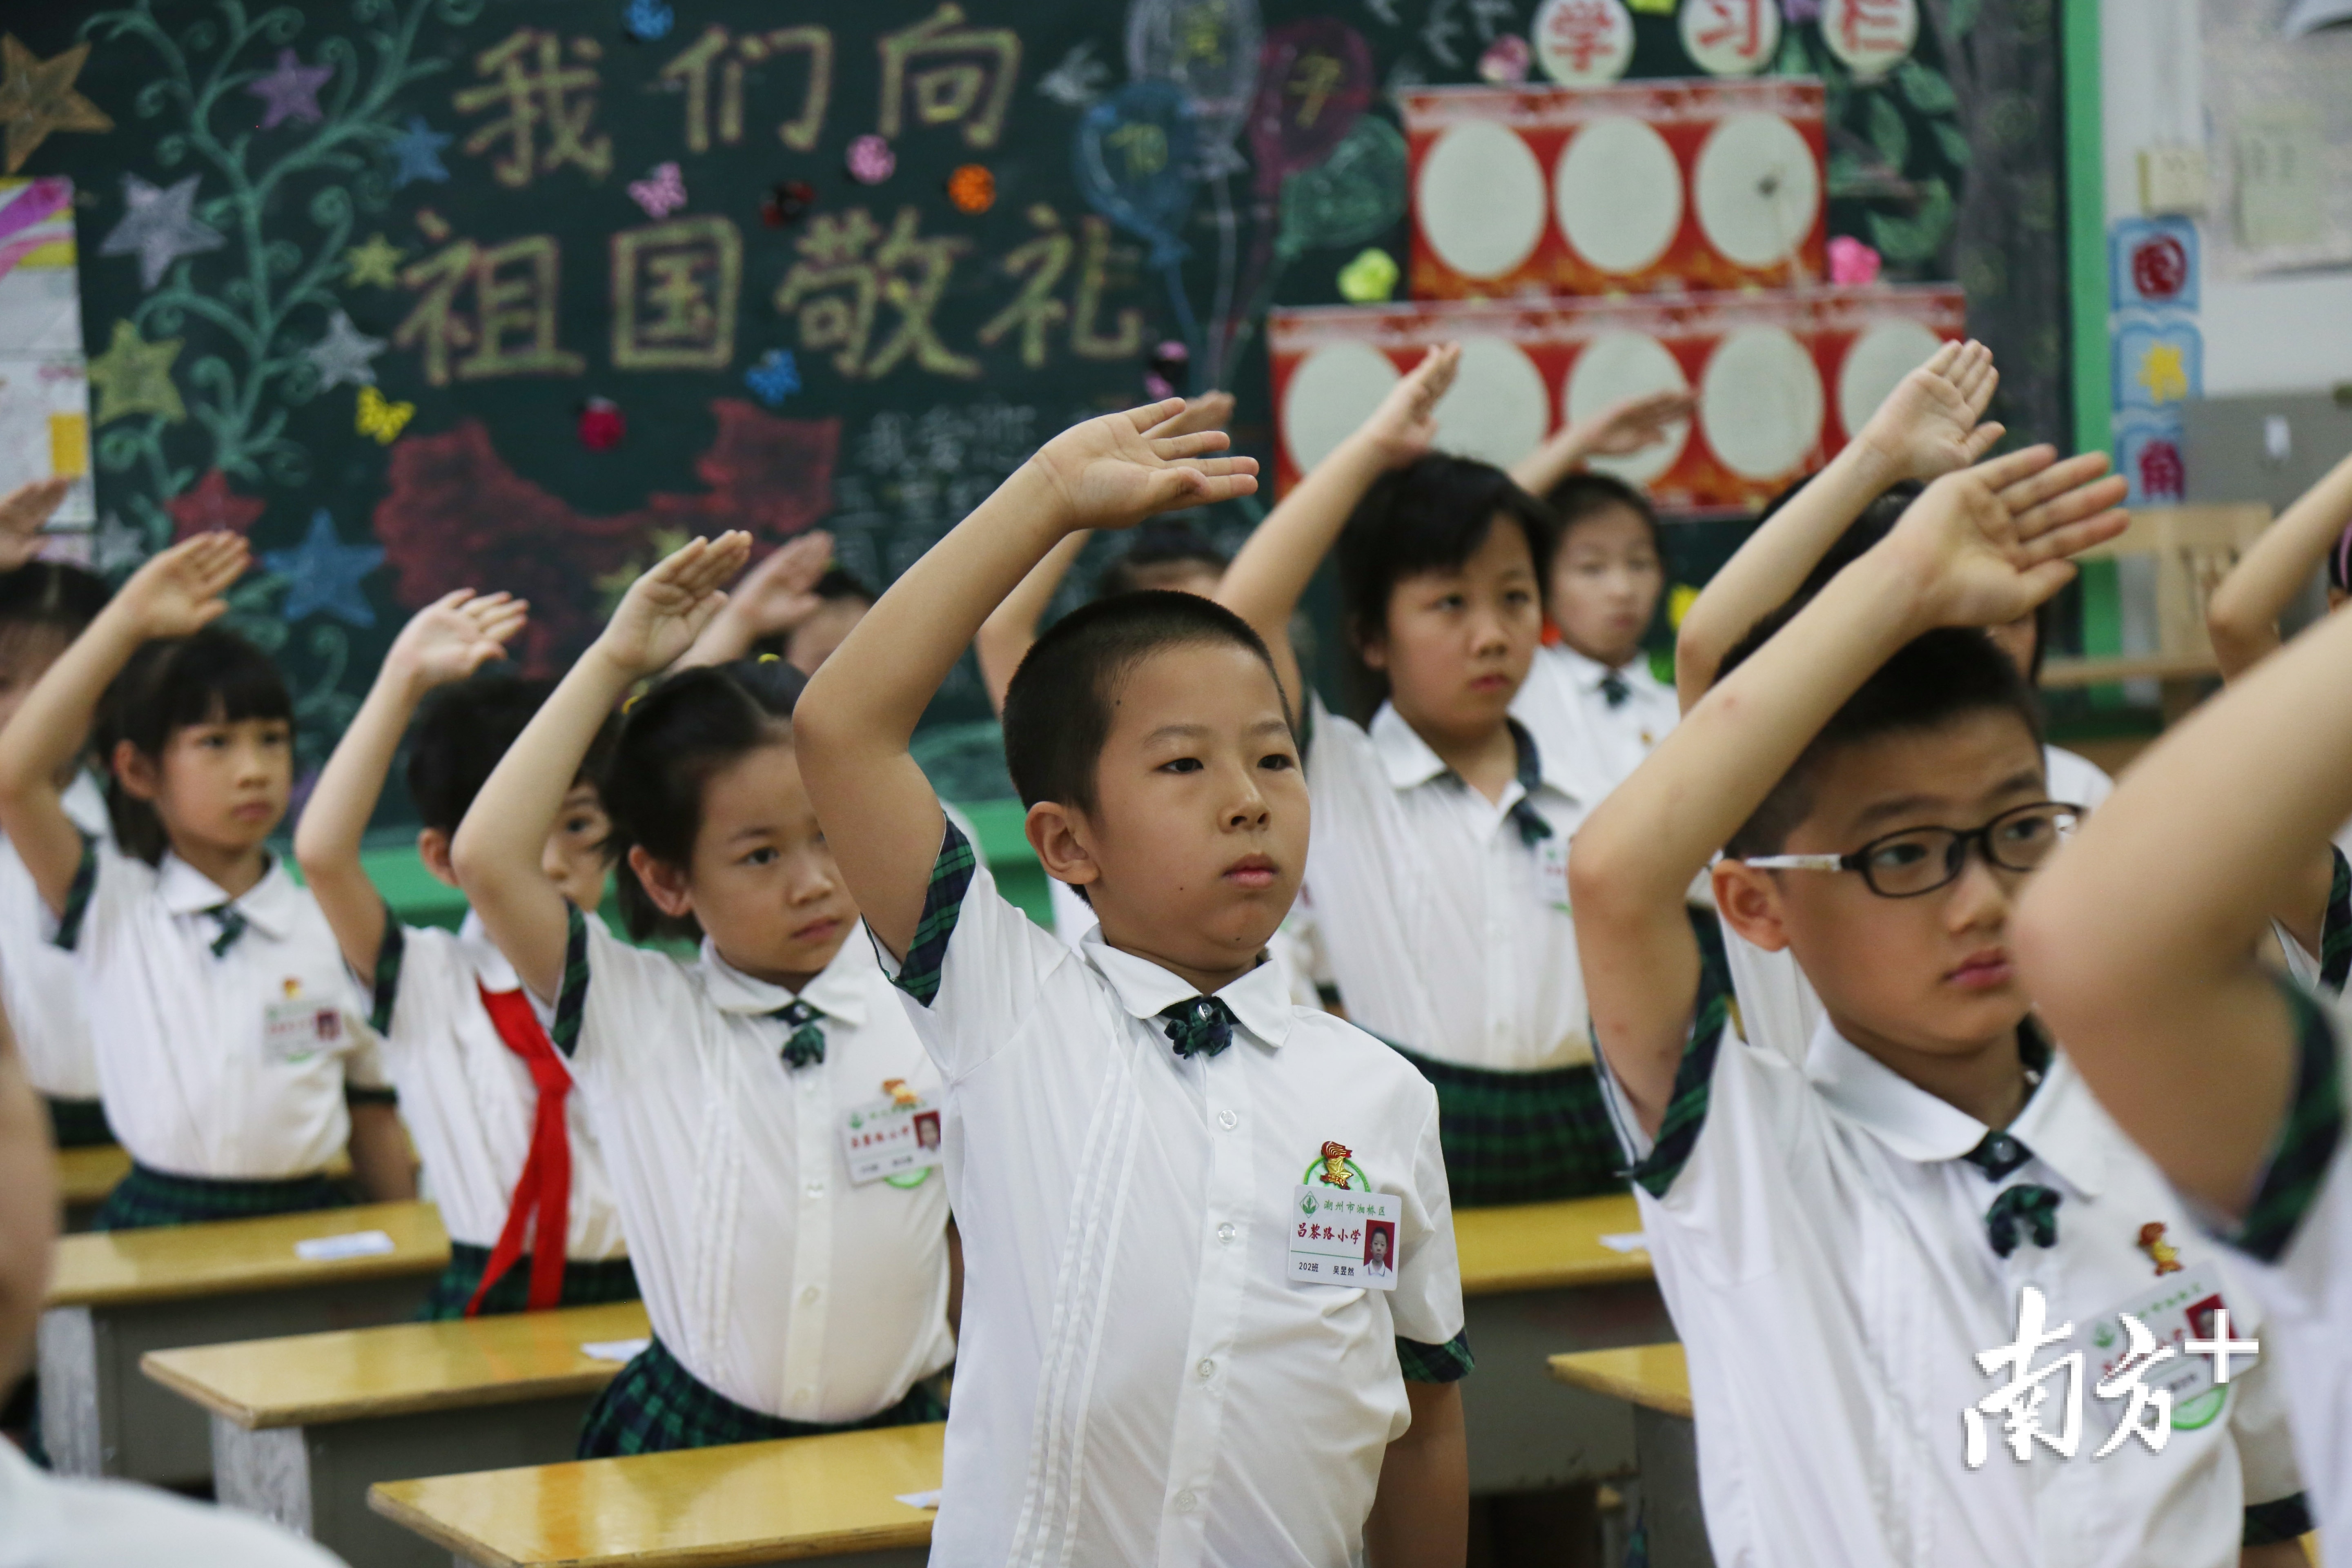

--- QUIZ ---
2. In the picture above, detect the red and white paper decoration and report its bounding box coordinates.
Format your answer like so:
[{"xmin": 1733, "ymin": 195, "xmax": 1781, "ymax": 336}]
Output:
[{"xmin": 1532, "ymin": 0, "xmax": 1635, "ymax": 86}]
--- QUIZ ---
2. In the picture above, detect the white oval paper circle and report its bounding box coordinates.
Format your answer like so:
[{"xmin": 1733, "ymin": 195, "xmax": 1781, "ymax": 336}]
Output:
[
  {"xmin": 1282, "ymin": 342, "xmax": 1402, "ymax": 478},
  {"xmin": 1534, "ymin": 0, "xmax": 1635, "ymax": 85},
  {"xmin": 1679, "ymin": 0, "xmax": 1782, "ymax": 76},
  {"xmin": 1554, "ymin": 116, "xmax": 1684, "ymax": 276},
  {"xmin": 1821, "ymin": 0, "xmax": 1918, "ymax": 78},
  {"xmin": 1433, "ymin": 335, "xmax": 1551, "ymax": 468},
  {"xmin": 1564, "ymin": 331, "xmax": 1691, "ymax": 488},
  {"xmin": 1836, "ymin": 320, "xmax": 1946, "ymax": 439},
  {"xmin": 1692, "ymin": 112, "xmax": 1822, "ymax": 269},
  {"xmin": 1699, "ymin": 325, "xmax": 1822, "ymax": 479},
  {"xmin": 1417, "ymin": 122, "xmax": 1548, "ymax": 281}
]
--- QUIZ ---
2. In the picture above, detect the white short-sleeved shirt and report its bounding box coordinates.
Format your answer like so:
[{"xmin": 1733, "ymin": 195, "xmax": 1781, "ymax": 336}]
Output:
[
  {"xmin": 1, "ymin": 773, "xmax": 107, "ymax": 1100},
  {"xmin": 1050, "ymin": 875, "xmax": 1331, "ymax": 1012},
  {"xmin": 552, "ymin": 909, "xmax": 953, "ymax": 1423},
  {"xmin": 884, "ymin": 821, "xmax": 1465, "ymax": 1568},
  {"xmin": 1303, "ymin": 699, "xmax": 1590, "ymax": 1071},
  {"xmin": 367, "ymin": 911, "xmax": 626, "ymax": 1258},
  {"xmin": 1516, "ymin": 644, "xmax": 1680, "ymax": 805},
  {"xmin": 2044, "ymin": 745, "xmax": 2114, "ymax": 814},
  {"xmin": 62, "ymin": 845, "xmax": 386, "ymax": 1179},
  {"xmin": 1598, "ymin": 936, "xmax": 2305, "ymax": 1568},
  {"xmin": 0, "ymin": 1439, "xmax": 345, "ymax": 1568}
]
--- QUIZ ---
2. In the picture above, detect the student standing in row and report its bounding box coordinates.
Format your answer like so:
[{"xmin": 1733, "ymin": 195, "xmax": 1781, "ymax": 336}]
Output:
[
  {"xmin": 0, "ymin": 534, "xmax": 406, "ymax": 1228},
  {"xmin": 452, "ymin": 540, "xmax": 955, "ymax": 1456},
  {"xmin": 797, "ymin": 401, "xmax": 1469, "ymax": 1566},
  {"xmin": 1570, "ymin": 447, "xmax": 2311, "ymax": 1566},
  {"xmin": 295, "ymin": 590, "xmax": 636, "ymax": 1318}
]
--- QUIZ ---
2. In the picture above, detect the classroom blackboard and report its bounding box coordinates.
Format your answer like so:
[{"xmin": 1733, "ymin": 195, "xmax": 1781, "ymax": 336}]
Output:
[{"xmin": 7, "ymin": 0, "xmax": 2069, "ymax": 817}]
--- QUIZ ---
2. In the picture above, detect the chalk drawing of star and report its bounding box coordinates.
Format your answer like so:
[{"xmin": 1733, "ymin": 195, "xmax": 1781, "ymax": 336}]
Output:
[
  {"xmin": 306, "ymin": 308, "xmax": 385, "ymax": 391},
  {"xmin": 386, "ymin": 115, "xmax": 452, "ymax": 187},
  {"xmin": 245, "ymin": 47, "xmax": 332, "ymax": 130},
  {"xmin": 263, "ymin": 509, "xmax": 385, "ymax": 628},
  {"xmin": 166, "ymin": 469, "xmax": 264, "ymax": 541},
  {"xmin": 99, "ymin": 173, "xmax": 226, "ymax": 291},
  {"xmin": 0, "ymin": 36, "xmax": 114, "ymax": 175},
  {"xmin": 343, "ymin": 232, "xmax": 406, "ymax": 290},
  {"xmin": 91, "ymin": 511, "xmax": 149, "ymax": 575},
  {"xmin": 86, "ymin": 319, "xmax": 185, "ymax": 425}
]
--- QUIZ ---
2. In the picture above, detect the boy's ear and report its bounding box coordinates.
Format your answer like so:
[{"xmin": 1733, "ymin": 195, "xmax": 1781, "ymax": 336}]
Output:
[
  {"xmin": 1024, "ymin": 801, "xmax": 1101, "ymax": 891},
  {"xmin": 626, "ymin": 845, "xmax": 695, "ymax": 919},
  {"xmin": 1351, "ymin": 615, "xmax": 1389, "ymax": 674},
  {"xmin": 414, "ymin": 828, "xmax": 459, "ymax": 890},
  {"xmin": 110, "ymin": 739, "xmax": 161, "ymax": 803},
  {"xmin": 1712, "ymin": 860, "xmax": 1792, "ymax": 954}
]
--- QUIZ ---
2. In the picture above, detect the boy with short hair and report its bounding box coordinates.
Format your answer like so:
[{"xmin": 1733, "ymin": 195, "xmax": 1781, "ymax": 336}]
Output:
[
  {"xmin": 1569, "ymin": 446, "xmax": 2312, "ymax": 1567},
  {"xmin": 797, "ymin": 402, "xmax": 1470, "ymax": 1567}
]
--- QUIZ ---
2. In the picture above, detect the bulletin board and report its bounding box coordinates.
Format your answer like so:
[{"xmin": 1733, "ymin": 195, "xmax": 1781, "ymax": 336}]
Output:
[{"xmin": 4, "ymin": 0, "xmax": 2073, "ymax": 816}]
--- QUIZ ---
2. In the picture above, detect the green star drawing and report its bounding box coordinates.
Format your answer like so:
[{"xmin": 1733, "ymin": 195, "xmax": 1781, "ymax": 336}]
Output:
[
  {"xmin": 344, "ymin": 232, "xmax": 408, "ymax": 289},
  {"xmin": 87, "ymin": 319, "xmax": 185, "ymax": 425}
]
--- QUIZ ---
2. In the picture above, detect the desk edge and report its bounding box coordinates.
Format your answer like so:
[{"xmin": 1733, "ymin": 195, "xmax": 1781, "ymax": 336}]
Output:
[
  {"xmin": 141, "ymin": 1353, "xmax": 623, "ymax": 1431},
  {"xmin": 1545, "ymin": 1351, "xmax": 1695, "ymax": 1421},
  {"xmin": 367, "ymin": 1480, "xmax": 935, "ymax": 1568},
  {"xmin": 46, "ymin": 1246, "xmax": 452, "ymax": 1310}
]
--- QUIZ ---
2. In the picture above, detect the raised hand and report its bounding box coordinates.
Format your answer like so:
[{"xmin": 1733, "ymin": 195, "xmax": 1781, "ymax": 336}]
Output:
[
  {"xmin": 1026, "ymin": 399, "xmax": 1260, "ymax": 529},
  {"xmin": 0, "ymin": 477, "xmax": 71, "ymax": 571},
  {"xmin": 1143, "ymin": 390, "xmax": 1238, "ymax": 442},
  {"xmin": 1353, "ymin": 343, "xmax": 1460, "ymax": 470},
  {"xmin": 1566, "ymin": 387, "xmax": 1694, "ymax": 458},
  {"xmin": 115, "ymin": 532, "xmax": 248, "ymax": 638},
  {"xmin": 1856, "ymin": 339, "xmax": 2004, "ymax": 483},
  {"xmin": 726, "ymin": 529, "xmax": 835, "ymax": 637},
  {"xmin": 597, "ymin": 533, "xmax": 753, "ymax": 676},
  {"xmin": 386, "ymin": 589, "xmax": 528, "ymax": 689},
  {"xmin": 1887, "ymin": 445, "xmax": 2129, "ymax": 631}
]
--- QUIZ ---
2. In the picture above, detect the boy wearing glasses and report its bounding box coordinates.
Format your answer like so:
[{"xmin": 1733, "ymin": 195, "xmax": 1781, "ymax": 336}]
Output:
[{"xmin": 1569, "ymin": 448, "xmax": 2311, "ymax": 1568}]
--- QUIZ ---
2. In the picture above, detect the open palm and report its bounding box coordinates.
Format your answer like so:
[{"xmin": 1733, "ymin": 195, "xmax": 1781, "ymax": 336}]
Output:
[
  {"xmin": 0, "ymin": 477, "xmax": 71, "ymax": 571},
  {"xmin": 1891, "ymin": 446, "xmax": 2130, "ymax": 629},
  {"xmin": 601, "ymin": 534, "xmax": 753, "ymax": 675},
  {"xmin": 729, "ymin": 530, "xmax": 834, "ymax": 635},
  {"xmin": 392, "ymin": 590, "xmax": 528, "ymax": 687},
  {"xmin": 1358, "ymin": 343, "xmax": 1460, "ymax": 469},
  {"xmin": 1572, "ymin": 388, "xmax": 1694, "ymax": 457},
  {"xmin": 1028, "ymin": 401, "xmax": 1260, "ymax": 529},
  {"xmin": 1860, "ymin": 339, "xmax": 2003, "ymax": 482},
  {"xmin": 119, "ymin": 532, "xmax": 248, "ymax": 638}
]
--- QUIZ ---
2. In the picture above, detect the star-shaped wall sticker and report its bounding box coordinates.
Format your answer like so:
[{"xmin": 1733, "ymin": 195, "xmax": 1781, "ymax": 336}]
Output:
[
  {"xmin": 99, "ymin": 173, "xmax": 226, "ymax": 291},
  {"xmin": 87, "ymin": 319, "xmax": 185, "ymax": 425},
  {"xmin": 306, "ymin": 308, "xmax": 385, "ymax": 390},
  {"xmin": 385, "ymin": 115, "xmax": 452, "ymax": 187},
  {"xmin": 245, "ymin": 47, "xmax": 332, "ymax": 130},
  {"xmin": 166, "ymin": 469, "xmax": 265, "ymax": 541},
  {"xmin": 263, "ymin": 508, "xmax": 384, "ymax": 628},
  {"xmin": 343, "ymin": 232, "xmax": 406, "ymax": 289},
  {"xmin": 0, "ymin": 36, "xmax": 114, "ymax": 175},
  {"xmin": 91, "ymin": 511, "xmax": 149, "ymax": 575}
]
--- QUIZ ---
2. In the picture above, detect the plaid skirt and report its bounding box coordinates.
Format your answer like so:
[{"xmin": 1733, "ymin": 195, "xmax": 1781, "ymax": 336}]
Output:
[
  {"xmin": 417, "ymin": 1241, "xmax": 642, "ymax": 1320},
  {"xmin": 91, "ymin": 1163, "xmax": 350, "ymax": 1232},
  {"xmin": 43, "ymin": 1097, "xmax": 113, "ymax": 1149},
  {"xmin": 577, "ymin": 1335, "xmax": 946, "ymax": 1459},
  {"xmin": 1388, "ymin": 1044, "xmax": 1627, "ymax": 1207}
]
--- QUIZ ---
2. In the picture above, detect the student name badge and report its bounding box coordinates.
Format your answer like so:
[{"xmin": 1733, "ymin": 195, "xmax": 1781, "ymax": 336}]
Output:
[
  {"xmin": 1535, "ymin": 829, "xmax": 1573, "ymax": 913},
  {"xmin": 263, "ymin": 985, "xmax": 342, "ymax": 1065},
  {"xmin": 1289, "ymin": 1184, "xmax": 1401, "ymax": 1290},
  {"xmin": 2071, "ymin": 1264, "xmax": 2245, "ymax": 1436},
  {"xmin": 839, "ymin": 1087, "xmax": 944, "ymax": 1188}
]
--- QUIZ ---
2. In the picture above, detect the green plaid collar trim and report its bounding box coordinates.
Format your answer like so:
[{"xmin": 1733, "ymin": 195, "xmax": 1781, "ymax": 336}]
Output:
[
  {"xmin": 1396, "ymin": 1329, "xmax": 1474, "ymax": 1384},
  {"xmin": 892, "ymin": 813, "xmax": 976, "ymax": 1008},
  {"xmin": 368, "ymin": 904, "xmax": 406, "ymax": 1035},
  {"xmin": 1626, "ymin": 967, "xmax": 1738, "ymax": 1200},
  {"xmin": 53, "ymin": 832, "xmax": 97, "ymax": 952},
  {"xmin": 2228, "ymin": 976, "xmax": 2345, "ymax": 1264},
  {"xmin": 2320, "ymin": 845, "xmax": 2351, "ymax": 994},
  {"xmin": 552, "ymin": 902, "xmax": 591, "ymax": 1058}
]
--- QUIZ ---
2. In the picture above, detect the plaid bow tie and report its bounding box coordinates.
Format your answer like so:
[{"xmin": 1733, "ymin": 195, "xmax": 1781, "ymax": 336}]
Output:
[
  {"xmin": 1984, "ymin": 1183, "xmax": 2062, "ymax": 1258},
  {"xmin": 203, "ymin": 902, "xmax": 247, "ymax": 958},
  {"xmin": 1506, "ymin": 720, "xmax": 1555, "ymax": 850},
  {"xmin": 1599, "ymin": 669, "xmax": 1632, "ymax": 709},
  {"xmin": 770, "ymin": 999, "xmax": 826, "ymax": 1069},
  {"xmin": 1961, "ymin": 1129, "xmax": 2035, "ymax": 1182},
  {"xmin": 1159, "ymin": 996, "xmax": 1235, "ymax": 1060}
]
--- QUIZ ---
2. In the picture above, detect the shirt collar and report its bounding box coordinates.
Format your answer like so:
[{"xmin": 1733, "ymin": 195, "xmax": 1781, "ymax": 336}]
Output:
[
  {"xmin": 1367, "ymin": 702, "xmax": 1581, "ymax": 803},
  {"xmin": 1551, "ymin": 643, "xmax": 1649, "ymax": 698},
  {"xmin": 1804, "ymin": 1014, "xmax": 2107, "ymax": 1197},
  {"xmin": 693, "ymin": 924, "xmax": 873, "ymax": 1029},
  {"xmin": 157, "ymin": 850, "xmax": 297, "ymax": 941},
  {"xmin": 61, "ymin": 771, "xmax": 108, "ymax": 836},
  {"xmin": 457, "ymin": 908, "xmax": 520, "ymax": 993},
  {"xmin": 1080, "ymin": 931, "xmax": 1295, "ymax": 1050}
]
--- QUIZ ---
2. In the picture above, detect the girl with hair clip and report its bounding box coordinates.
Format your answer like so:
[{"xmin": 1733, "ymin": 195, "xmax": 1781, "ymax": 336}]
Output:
[
  {"xmin": 451, "ymin": 535, "xmax": 956, "ymax": 1457},
  {"xmin": 0, "ymin": 534, "xmax": 408, "ymax": 1229}
]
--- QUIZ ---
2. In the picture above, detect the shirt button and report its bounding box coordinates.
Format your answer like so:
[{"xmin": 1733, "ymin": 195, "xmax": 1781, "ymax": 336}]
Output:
[
  {"xmin": 805, "ymin": 1179, "xmax": 826, "ymax": 1198},
  {"xmin": 1196, "ymin": 1358, "xmax": 1215, "ymax": 1379},
  {"xmin": 1174, "ymin": 1489, "xmax": 1198, "ymax": 1512},
  {"xmin": 800, "ymin": 1285, "xmax": 821, "ymax": 1305},
  {"xmin": 1216, "ymin": 1222, "xmax": 1236, "ymax": 1244},
  {"xmin": 1217, "ymin": 1109, "xmax": 1238, "ymax": 1131}
]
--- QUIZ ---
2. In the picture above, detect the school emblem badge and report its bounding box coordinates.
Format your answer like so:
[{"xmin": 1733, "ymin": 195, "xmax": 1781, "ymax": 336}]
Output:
[
  {"xmin": 881, "ymin": 1077, "xmax": 920, "ymax": 1108},
  {"xmin": 1316, "ymin": 1141, "xmax": 1355, "ymax": 1189},
  {"xmin": 2137, "ymin": 1221, "xmax": 2184, "ymax": 1276}
]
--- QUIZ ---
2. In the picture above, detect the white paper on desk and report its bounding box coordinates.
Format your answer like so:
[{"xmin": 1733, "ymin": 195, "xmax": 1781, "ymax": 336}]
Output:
[
  {"xmin": 293, "ymin": 1229, "xmax": 395, "ymax": 1261},
  {"xmin": 1598, "ymin": 1232, "xmax": 1650, "ymax": 1254},
  {"xmin": 581, "ymin": 1338, "xmax": 650, "ymax": 1364},
  {"xmin": 895, "ymin": 1490, "xmax": 942, "ymax": 1510}
]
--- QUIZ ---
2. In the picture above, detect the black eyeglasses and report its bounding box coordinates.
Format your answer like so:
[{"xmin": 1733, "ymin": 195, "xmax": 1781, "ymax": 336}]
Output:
[{"xmin": 1740, "ymin": 802, "xmax": 2082, "ymax": 899}]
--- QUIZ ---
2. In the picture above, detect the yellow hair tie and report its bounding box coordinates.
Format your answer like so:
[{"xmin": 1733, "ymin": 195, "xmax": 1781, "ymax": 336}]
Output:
[
  {"xmin": 621, "ymin": 690, "xmax": 643, "ymax": 713},
  {"xmin": 757, "ymin": 653, "xmax": 781, "ymax": 664}
]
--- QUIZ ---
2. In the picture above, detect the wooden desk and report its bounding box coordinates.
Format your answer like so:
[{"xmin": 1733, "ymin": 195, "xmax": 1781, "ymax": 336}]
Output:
[
  {"xmin": 143, "ymin": 1301, "xmax": 648, "ymax": 1568},
  {"xmin": 39, "ymin": 1201, "xmax": 448, "ymax": 1486},
  {"xmin": 1452, "ymin": 1195, "xmax": 1672, "ymax": 1497},
  {"xmin": 1551, "ymin": 1344, "xmax": 1708, "ymax": 1568},
  {"xmin": 55, "ymin": 1145, "xmax": 130, "ymax": 1231},
  {"xmin": 371, "ymin": 1421, "xmax": 945, "ymax": 1568}
]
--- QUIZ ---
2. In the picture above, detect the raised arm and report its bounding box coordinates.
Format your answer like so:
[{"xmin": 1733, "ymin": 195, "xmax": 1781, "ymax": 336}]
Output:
[
  {"xmin": 295, "ymin": 591, "xmax": 526, "ymax": 977},
  {"xmin": 2205, "ymin": 450, "xmax": 2352, "ymax": 680},
  {"xmin": 0, "ymin": 476, "xmax": 73, "ymax": 572},
  {"xmin": 1674, "ymin": 339, "xmax": 2003, "ymax": 708},
  {"xmin": 1216, "ymin": 345, "xmax": 1459, "ymax": 706},
  {"xmin": 1507, "ymin": 387, "xmax": 1692, "ymax": 501},
  {"xmin": 976, "ymin": 530, "xmax": 1090, "ymax": 716},
  {"xmin": 451, "ymin": 536, "xmax": 748, "ymax": 1000},
  {"xmin": 798, "ymin": 400, "xmax": 1257, "ymax": 955},
  {"xmin": 1575, "ymin": 447, "xmax": 2127, "ymax": 1132},
  {"xmin": 2018, "ymin": 563, "xmax": 2352, "ymax": 1215},
  {"xmin": 674, "ymin": 529, "xmax": 834, "ymax": 671},
  {"xmin": 0, "ymin": 534, "xmax": 247, "ymax": 913}
]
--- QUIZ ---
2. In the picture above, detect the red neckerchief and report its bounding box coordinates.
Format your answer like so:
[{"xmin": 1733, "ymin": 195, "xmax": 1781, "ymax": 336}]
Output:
[{"xmin": 467, "ymin": 984, "xmax": 572, "ymax": 1316}]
